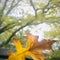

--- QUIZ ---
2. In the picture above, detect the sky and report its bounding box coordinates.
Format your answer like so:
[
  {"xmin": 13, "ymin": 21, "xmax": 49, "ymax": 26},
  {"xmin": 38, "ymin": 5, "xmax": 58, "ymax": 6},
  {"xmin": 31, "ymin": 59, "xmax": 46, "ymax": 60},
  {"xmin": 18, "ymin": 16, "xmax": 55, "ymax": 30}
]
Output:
[
  {"xmin": 10, "ymin": 0, "xmax": 49, "ymax": 17},
  {"xmin": 5, "ymin": 0, "xmax": 52, "ymax": 41},
  {"xmin": 10, "ymin": 0, "xmax": 51, "ymax": 41},
  {"xmin": 23, "ymin": 23, "xmax": 51, "ymax": 41}
]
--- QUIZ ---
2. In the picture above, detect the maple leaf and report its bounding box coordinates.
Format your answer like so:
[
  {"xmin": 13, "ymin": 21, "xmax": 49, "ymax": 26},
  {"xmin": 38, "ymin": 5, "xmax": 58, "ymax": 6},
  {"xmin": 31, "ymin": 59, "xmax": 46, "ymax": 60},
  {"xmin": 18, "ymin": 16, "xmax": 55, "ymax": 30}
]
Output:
[
  {"xmin": 31, "ymin": 39, "xmax": 56, "ymax": 50},
  {"xmin": 8, "ymin": 33, "xmax": 56, "ymax": 60}
]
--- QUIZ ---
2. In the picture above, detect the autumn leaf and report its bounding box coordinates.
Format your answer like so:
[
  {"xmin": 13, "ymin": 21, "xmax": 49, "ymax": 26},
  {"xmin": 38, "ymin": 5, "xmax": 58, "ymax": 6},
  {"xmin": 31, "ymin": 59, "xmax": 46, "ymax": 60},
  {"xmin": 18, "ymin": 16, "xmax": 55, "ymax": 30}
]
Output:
[
  {"xmin": 31, "ymin": 39, "xmax": 56, "ymax": 50},
  {"xmin": 8, "ymin": 33, "xmax": 56, "ymax": 60}
]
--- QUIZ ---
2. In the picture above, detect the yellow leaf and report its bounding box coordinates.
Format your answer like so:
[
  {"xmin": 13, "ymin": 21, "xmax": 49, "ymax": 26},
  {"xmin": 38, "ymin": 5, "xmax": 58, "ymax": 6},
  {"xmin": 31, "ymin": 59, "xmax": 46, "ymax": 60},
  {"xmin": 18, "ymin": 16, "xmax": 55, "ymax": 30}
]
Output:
[
  {"xmin": 8, "ymin": 33, "xmax": 56, "ymax": 60},
  {"xmin": 13, "ymin": 38, "xmax": 23, "ymax": 51}
]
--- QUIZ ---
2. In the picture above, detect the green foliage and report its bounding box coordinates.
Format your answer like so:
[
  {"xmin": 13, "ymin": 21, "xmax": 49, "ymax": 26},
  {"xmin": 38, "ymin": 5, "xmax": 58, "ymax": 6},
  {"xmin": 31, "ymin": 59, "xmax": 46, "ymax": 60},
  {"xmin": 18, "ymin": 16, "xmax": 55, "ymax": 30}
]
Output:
[
  {"xmin": 51, "ymin": 0, "xmax": 60, "ymax": 5},
  {"xmin": 21, "ymin": 14, "xmax": 35, "ymax": 24},
  {"xmin": 48, "ymin": 50, "xmax": 60, "ymax": 60},
  {"xmin": 0, "ymin": 1, "xmax": 60, "ymax": 60},
  {"xmin": 34, "ymin": 2, "xmax": 46, "ymax": 8},
  {"xmin": 37, "ymin": 12, "xmax": 44, "ymax": 21},
  {"xmin": 0, "ymin": 0, "xmax": 60, "ymax": 50},
  {"xmin": 44, "ymin": 23, "xmax": 60, "ymax": 39}
]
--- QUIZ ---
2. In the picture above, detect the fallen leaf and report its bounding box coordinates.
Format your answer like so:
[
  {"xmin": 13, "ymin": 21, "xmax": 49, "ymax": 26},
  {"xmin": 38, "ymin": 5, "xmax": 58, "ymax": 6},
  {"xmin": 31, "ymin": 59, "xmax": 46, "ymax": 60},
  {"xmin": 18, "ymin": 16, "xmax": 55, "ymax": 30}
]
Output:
[{"xmin": 8, "ymin": 33, "xmax": 56, "ymax": 60}]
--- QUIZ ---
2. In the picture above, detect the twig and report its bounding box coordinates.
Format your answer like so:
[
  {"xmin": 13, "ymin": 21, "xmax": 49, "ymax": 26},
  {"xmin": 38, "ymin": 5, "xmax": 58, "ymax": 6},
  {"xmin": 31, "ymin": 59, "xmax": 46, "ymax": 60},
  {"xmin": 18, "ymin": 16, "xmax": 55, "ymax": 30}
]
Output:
[
  {"xmin": 5, "ymin": 0, "xmax": 15, "ymax": 15},
  {"xmin": 6, "ymin": 0, "xmax": 21, "ymax": 15},
  {"xmin": 0, "ymin": 23, "xmax": 16, "ymax": 34},
  {"xmin": 42, "ymin": 0, "xmax": 52, "ymax": 13},
  {"xmin": 0, "ymin": 23, "xmax": 12, "ymax": 33},
  {"xmin": 5, "ymin": 20, "xmax": 33, "ymax": 45},
  {"xmin": 30, "ymin": 0, "xmax": 37, "ymax": 17},
  {"xmin": 1, "ymin": 0, "xmax": 8, "ymax": 16}
]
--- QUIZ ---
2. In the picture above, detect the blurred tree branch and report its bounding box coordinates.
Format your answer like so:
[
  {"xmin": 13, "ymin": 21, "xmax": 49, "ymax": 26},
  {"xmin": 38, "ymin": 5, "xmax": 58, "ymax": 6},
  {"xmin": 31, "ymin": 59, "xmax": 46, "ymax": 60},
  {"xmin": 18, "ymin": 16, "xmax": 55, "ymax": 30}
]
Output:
[
  {"xmin": 6, "ymin": 0, "xmax": 22, "ymax": 15},
  {"xmin": 1, "ymin": 0, "xmax": 8, "ymax": 17},
  {"xmin": 0, "ymin": 22, "xmax": 21, "ymax": 34},
  {"xmin": 5, "ymin": 20, "xmax": 33, "ymax": 45},
  {"xmin": 30, "ymin": 0, "xmax": 37, "ymax": 17},
  {"xmin": 0, "ymin": 0, "xmax": 60, "ymax": 47}
]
